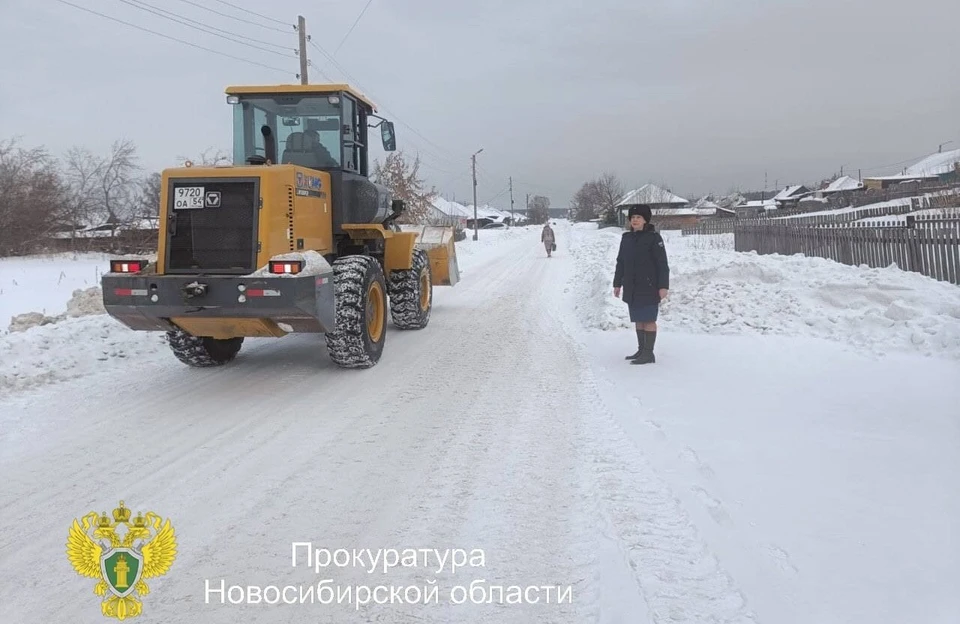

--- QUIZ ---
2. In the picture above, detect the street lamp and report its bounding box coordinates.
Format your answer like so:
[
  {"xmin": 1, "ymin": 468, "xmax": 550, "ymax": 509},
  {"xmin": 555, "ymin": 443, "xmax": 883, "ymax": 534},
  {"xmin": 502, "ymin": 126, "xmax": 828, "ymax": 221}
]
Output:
[
  {"xmin": 471, "ymin": 148, "xmax": 483, "ymax": 241},
  {"xmin": 939, "ymin": 141, "xmax": 953, "ymax": 153}
]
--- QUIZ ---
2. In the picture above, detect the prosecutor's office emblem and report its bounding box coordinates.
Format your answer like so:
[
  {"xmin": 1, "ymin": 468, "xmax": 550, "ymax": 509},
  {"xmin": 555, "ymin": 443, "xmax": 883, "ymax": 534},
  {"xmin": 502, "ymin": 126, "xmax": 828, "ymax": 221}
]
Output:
[{"xmin": 67, "ymin": 500, "xmax": 177, "ymax": 620}]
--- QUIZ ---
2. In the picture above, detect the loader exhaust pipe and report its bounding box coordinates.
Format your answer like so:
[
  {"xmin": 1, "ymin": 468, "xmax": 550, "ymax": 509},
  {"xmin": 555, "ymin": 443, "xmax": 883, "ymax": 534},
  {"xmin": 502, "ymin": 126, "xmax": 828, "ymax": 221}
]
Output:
[{"xmin": 261, "ymin": 125, "xmax": 277, "ymax": 164}]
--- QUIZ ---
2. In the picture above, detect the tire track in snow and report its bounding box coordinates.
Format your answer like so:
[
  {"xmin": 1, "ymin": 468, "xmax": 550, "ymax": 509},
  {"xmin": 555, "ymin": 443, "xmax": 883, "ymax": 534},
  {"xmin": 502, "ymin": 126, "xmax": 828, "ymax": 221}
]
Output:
[
  {"xmin": 324, "ymin": 243, "xmax": 601, "ymax": 623},
  {"xmin": 548, "ymin": 221, "xmax": 760, "ymax": 624},
  {"xmin": 578, "ymin": 367, "xmax": 759, "ymax": 623}
]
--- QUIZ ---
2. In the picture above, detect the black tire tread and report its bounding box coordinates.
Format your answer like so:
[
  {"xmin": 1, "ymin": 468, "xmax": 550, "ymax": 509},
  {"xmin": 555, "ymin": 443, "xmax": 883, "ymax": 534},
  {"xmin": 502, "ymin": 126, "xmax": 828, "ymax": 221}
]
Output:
[
  {"xmin": 325, "ymin": 255, "xmax": 386, "ymax": 368},
  {"xmin": 388, "ymin": 248, "xmax": 432, "ymax": 330},
  {"xmin": 166, "ymin": 329, "xmax": 243, "ymax": 367}
]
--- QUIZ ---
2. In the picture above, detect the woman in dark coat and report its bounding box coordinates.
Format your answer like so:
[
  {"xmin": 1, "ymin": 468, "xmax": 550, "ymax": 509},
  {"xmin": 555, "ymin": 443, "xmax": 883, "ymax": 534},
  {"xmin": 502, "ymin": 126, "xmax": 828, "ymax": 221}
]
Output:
[{"xmin": 613, "ymin": 205, "xmax": 669, "ymax": 364}]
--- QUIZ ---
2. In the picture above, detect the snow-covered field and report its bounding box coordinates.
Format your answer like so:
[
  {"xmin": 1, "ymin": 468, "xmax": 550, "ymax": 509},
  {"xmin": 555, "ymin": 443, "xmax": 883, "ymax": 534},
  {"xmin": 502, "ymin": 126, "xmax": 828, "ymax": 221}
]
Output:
[
  {"xmin": 0, "ymin": 251, "xmax": 111, "ymax": 328},
  {"xmin": 1, "ymin": 222, "xmax": 958, "ymax": 623}
]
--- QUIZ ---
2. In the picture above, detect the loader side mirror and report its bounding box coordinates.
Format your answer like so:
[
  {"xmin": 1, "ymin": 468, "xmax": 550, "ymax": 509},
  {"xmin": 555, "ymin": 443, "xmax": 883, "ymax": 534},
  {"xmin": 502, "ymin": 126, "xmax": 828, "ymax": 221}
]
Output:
[{"xmin": 381, "ymin": 121, "xmax": 396, "ymax": 151}]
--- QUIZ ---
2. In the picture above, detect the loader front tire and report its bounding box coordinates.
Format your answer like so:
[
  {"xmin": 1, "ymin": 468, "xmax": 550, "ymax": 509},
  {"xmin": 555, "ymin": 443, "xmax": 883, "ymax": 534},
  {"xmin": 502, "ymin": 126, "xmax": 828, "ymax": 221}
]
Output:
[
  {"xmin": 166, "ymin": 329, "xmax": 243, "ymax": 367},
  {"xmin": 388, "ymin": 248, "xmax": 432, "ymax": 330},
  {"xmin": 325, "ymin": 255, "xmax": 387, "ymax": 369}
]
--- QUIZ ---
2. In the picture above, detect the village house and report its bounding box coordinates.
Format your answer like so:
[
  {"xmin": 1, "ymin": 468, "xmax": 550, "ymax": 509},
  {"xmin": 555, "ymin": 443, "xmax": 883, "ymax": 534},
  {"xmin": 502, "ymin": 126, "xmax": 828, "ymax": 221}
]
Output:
[
  {"xmin": 863, "ymin": 147, "xmax": 960, "ymax": 189},
  {"xmin": 772, "ymin": 184, "xmax": 811, "ymax": 208},
  {"xmin": 691, "ymin": 197, "xmax": 736, "ymax": 218},
  {"xmin": 616, "ymin": 184, "xmax": 693, "ymax": 229},
  {"xmin": 734, "ymin": 199, "xmax": 778, "ymax": 218}
]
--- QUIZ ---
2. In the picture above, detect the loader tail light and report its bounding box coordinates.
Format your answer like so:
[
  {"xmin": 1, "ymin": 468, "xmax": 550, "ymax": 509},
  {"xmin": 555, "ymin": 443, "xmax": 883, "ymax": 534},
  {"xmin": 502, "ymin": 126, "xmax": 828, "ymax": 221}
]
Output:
[
  {"xmin": 111, "ymin": 260, "xmax": 144, "ymax": 273},
  {"xmin": 269, "ymin": 260, "xmax": 302, "ymax": 274}
]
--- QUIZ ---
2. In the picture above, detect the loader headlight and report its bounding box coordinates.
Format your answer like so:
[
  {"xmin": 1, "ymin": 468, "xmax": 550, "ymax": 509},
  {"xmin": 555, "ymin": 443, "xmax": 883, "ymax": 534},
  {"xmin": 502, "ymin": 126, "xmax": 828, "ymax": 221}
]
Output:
[{"xmin": 226, "ymin": 95, "xmax": 240, "ymax": 104}]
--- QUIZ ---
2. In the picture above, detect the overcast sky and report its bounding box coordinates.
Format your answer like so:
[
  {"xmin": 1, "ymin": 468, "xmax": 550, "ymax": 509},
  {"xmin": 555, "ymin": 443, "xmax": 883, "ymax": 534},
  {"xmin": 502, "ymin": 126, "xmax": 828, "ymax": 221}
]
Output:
[{"xmin": 2, "ymin": 0, "xmax": 959, "ymax": 208}]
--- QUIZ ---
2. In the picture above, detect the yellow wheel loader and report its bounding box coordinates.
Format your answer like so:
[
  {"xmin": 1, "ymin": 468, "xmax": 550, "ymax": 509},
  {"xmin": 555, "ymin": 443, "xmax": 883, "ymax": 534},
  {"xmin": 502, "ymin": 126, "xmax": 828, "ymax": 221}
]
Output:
[{"xmin": 101, "ymin": 84, "xmax": 460, "ymax": 369}]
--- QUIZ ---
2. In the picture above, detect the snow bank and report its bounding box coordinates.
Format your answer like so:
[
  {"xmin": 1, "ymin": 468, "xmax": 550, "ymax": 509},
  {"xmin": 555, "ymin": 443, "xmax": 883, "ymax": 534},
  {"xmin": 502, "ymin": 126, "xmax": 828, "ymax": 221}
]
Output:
[
  {"xmin": 567, "ymin": 224, "xmax": 960, "ymax": 361},
  {"xmin": 8, "ymin": 286, "xmax": 106, "ymax": 332},
  {"xmin": 0, "ymin": 252, "xmax": 110, "ymax": 329},
  {"xmin": 0, "ymin": 316, "xmax": 167, "ymax": 395}
]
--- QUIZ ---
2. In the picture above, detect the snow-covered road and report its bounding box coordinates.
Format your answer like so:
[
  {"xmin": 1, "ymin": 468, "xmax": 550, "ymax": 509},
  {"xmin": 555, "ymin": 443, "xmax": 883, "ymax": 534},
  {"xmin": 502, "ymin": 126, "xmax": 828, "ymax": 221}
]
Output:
[{"xmin": 1, "ymin": 223, "xmax": 958, "ymax": 623}]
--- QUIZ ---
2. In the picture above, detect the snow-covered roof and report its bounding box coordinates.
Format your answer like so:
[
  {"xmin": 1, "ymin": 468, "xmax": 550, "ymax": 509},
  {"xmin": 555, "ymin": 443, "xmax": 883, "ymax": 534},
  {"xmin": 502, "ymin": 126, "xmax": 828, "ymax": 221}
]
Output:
[
  {"xmin": 738, "ymin": 199, "xmax": 778, "ymax": 210},
  {"xmin": 822, "ymin": 176, "xmax": 863, "ymax": 193},
  {"xmin": 432, "ymin": 197, "xmax": 472, "ymax": 219},
  {"xmin": 693, "ymin": 197, "xmax": 721, "ymax": 210},
  {"xmin": 773, "ymin": 185, "xmax": 805, "ymax": 201},
  {"xmin": 617, "ymin": 184, "xmax": 688, "ymax": 206},
  {"xmin": 651, "ymin": 207, "xmax": 699, "ymax": 216},
  {"xmin": 903, "ymin": 148, "xmax": 960, "ymax": 177},
  {"xmin": 865, "ymin": 174, "xmax": 939, "ymax": 182}
]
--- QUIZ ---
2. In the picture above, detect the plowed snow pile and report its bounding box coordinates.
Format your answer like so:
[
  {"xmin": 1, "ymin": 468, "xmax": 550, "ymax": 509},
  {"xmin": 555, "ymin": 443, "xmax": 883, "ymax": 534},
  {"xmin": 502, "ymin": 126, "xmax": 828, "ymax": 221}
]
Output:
[
  {"xmin": 0, "ymin": 316, "xmax": 168, "ymax": 394},
  {"xmin": 8, "ymin": 286, "xmax": 106, "ymax": 332},
  {"xmin": 568, "ymin": 223, "xmax": 960, "ymax": 360},
  {"xmin": 0, "ymin": 252, "xmax": 110, "ymax": 328}
]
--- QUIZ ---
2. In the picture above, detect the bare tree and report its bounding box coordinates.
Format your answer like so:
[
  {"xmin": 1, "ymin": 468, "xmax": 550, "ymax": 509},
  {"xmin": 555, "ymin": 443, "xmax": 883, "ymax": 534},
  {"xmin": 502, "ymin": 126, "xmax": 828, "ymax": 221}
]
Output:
[
  {"xmin": 99, "ymin": 139, "xmax": 140, "ymax": 223},
  {"xmin": 372, "ymin": 151, "xmax": 438, "ymax": 224},
  {"xmin": 63, "ymin": 139, "xmax": 141, "ymax": 228},
  {"xmin": 176, "ymin": 147, "xmax": 232, "ymax": 167},
  {"xmin": 594, "ymin": 173, "xmax": 624, "ymax": 224},
  {"xmin": 570, "ymin": 173, "xmax": 623, "ymax": 223},
  {"xmin": 137, "ymin": 172, "xmax": 162, "ymax": 217},
  {"xmin": 0, "ymin": 138, "xmax": 65, "ymax": 256},
  {"xmin": 62, "ymin": 146, "xmax": 103, "ymax": 234},
  {"xmin": 529, "ymin": 195, "xmax": 550, "ymax": 224}
]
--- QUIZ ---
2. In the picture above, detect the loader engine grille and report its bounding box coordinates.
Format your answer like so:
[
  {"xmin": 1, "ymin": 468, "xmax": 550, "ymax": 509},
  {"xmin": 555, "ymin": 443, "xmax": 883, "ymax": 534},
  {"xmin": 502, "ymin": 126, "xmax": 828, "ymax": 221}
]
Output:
[{"xmin": 166, "ymin": 178, "xmax": 259, "ymax": 273}]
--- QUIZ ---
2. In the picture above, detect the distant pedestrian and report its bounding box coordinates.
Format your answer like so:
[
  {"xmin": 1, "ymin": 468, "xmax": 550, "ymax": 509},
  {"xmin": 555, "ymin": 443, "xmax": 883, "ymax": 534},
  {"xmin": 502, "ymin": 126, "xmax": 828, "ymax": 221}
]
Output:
[
  {"xmin": 613, "ymin": 205, "xmax": 669, "ymax": 364},
  {"xmin": 541, "ymin": 222, "xmax": 556, "ymax": 257}
]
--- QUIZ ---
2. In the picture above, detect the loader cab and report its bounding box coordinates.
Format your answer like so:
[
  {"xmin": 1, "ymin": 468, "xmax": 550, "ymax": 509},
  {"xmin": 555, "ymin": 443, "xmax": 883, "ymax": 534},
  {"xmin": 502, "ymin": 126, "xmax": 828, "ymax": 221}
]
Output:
[{"xmin": 226, "ymin": 84, "xmax": 396, "ymax": 177}]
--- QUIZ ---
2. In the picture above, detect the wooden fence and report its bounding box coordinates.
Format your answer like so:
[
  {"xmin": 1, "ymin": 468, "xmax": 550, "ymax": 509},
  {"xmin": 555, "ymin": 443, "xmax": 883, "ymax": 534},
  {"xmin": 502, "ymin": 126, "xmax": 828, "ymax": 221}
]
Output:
[
  {"xmin": 680, "ymin": 219, "xmax": 738, "ymax": 236},
  {"xmin": 733, "ymin": 214, "xmax": 960, "ymax": 284}
]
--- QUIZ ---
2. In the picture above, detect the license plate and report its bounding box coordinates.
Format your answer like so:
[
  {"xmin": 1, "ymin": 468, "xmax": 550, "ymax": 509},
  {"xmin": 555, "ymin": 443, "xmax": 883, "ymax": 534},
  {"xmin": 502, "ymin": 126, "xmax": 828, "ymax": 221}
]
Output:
[{"xmin": 174, "ymin": 186, "xmax": 205, "ymax": 209}]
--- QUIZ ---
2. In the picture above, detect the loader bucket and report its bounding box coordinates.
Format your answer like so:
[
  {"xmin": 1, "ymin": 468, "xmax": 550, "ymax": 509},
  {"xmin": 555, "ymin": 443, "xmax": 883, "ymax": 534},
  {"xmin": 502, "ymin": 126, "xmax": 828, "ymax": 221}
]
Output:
[{"xmin": 409, "ymin": 225, "xmax": 460, "ymax": 286}]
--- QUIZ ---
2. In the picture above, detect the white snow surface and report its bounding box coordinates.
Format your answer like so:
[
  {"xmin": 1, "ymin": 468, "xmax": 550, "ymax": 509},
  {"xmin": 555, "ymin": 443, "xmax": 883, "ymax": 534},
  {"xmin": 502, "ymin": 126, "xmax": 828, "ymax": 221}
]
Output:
[
  {"xmin": 823, "ymin": 175, "xmax": 864, "ymax": 192},
  {"xmin": 0, "ymin": 252, "xmax": 111, "ymax": 330},
  {"xmin": 1, "ymin": 220, "xmax": 958, "ymax": 623},
  {"xmin": 568, "ymin": 224, "xmax": 960, "ymax": 360},
  {"xmin": 904, "ymin": 147, "xmax": 960, "ymax": 176}
]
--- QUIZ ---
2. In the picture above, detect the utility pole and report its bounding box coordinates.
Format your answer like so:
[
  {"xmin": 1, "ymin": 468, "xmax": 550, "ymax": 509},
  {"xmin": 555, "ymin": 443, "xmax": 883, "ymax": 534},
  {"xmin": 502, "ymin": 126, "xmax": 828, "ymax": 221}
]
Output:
[
  {"xmin": 472, "ymin": 148, "xmax": 483, "ymax": 240},
  {"xmin": 509, "ymin": 176, "xmax": 514, "ymax": 226},
  {"xmin": 526, "ymin": 193, "xmax": 529, "ymax": 223},
  {"xmin": 297, "ymin": 15, "xmax": 308, "ymax": 85}
]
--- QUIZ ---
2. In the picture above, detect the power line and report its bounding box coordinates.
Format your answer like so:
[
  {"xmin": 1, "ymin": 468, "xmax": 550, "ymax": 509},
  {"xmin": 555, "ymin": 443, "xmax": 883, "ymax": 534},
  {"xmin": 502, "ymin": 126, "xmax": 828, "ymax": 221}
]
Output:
[
  {"xmin": 306, "ymin": 39, "xmax": 455, "ymax": 170},
  {"xmin": 333, "ymin": 0, "xmax": 374, "ymax": 56},
  {"xmin": 55, "ymin": 0, "xmax": 293, "ymax": 75},
  {"xmin": 123, "ymin": 0, "xmax": 290, "ymax": 50},
  {"xmin": 305, "ymin": 39, "xmax": 463, "ymax": 168},
  {"xmin": 210, "ymin": 0, "xmax": 290, "ymax": 26},
  {"xmin": 305, "ymin": 60, "xmax": 335, "ymax": 83},
  {"xmin": 117, "ymin": 0, "xmax": 294, "ymax": 57},
  {"xmin": 174, "ymin": 0, "xmax": 291, "ymax": 33}
]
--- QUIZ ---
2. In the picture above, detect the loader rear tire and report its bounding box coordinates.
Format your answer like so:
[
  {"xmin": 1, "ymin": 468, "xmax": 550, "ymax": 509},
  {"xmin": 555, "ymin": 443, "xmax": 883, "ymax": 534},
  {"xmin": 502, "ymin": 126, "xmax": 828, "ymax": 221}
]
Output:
[
  {"xmin": 388, "ymin": 248, "xmax": 432, "ymax": 330},
  {"xmin": 166, "ymin": 329, "xmax": 243, "ymax": 367},
  {"xmin": 325, "ymin": 255, "xmax": 387, "ymax": 369}
]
